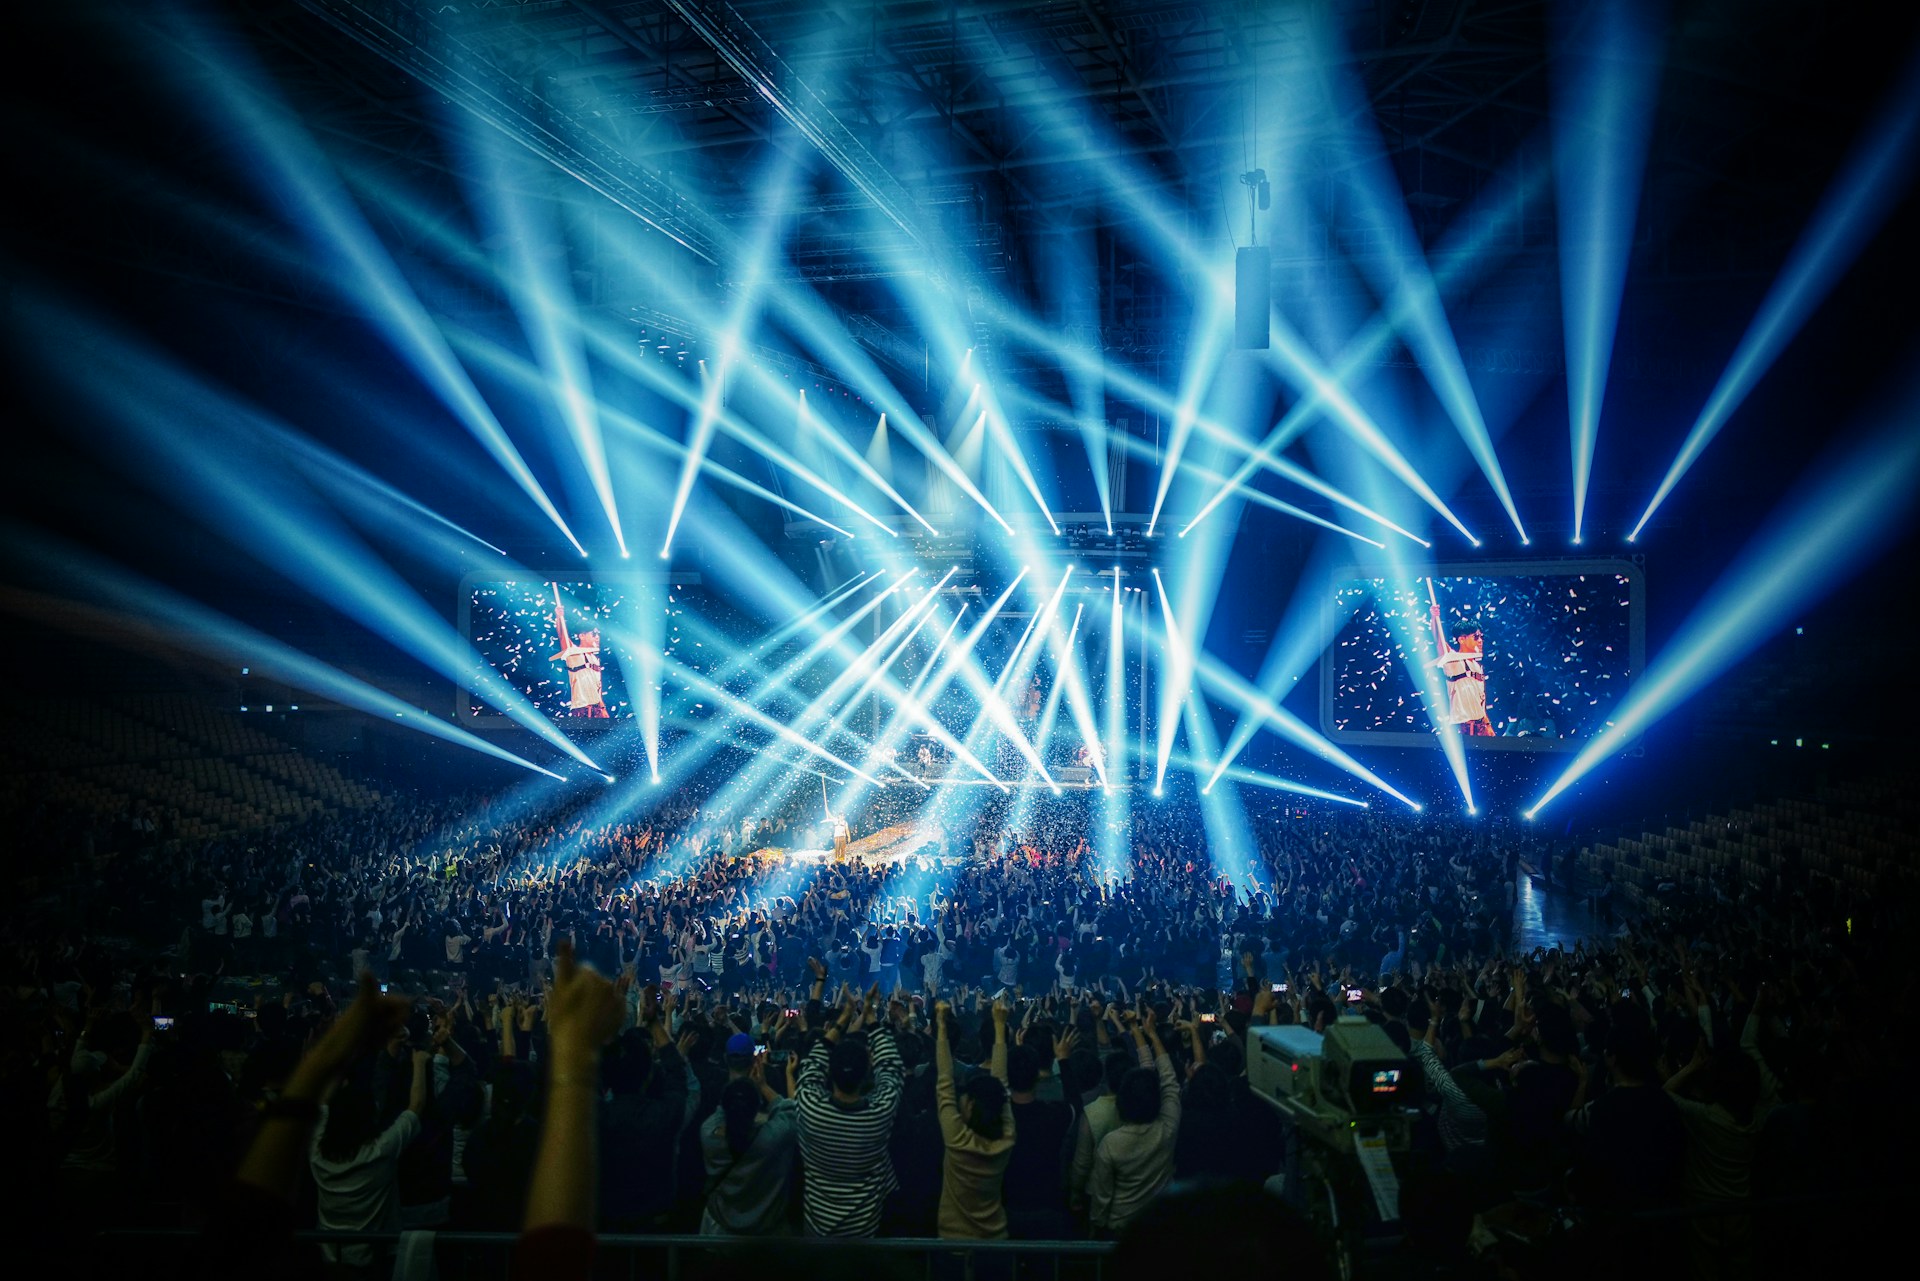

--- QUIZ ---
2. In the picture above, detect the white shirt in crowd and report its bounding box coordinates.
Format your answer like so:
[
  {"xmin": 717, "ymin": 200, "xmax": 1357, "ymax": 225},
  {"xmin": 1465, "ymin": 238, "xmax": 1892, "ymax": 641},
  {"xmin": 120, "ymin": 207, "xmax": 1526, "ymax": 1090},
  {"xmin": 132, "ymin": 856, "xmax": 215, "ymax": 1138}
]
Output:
[{"xmin": 310, "ymin": 1108, "xmax": 421, "ymax": 1270}]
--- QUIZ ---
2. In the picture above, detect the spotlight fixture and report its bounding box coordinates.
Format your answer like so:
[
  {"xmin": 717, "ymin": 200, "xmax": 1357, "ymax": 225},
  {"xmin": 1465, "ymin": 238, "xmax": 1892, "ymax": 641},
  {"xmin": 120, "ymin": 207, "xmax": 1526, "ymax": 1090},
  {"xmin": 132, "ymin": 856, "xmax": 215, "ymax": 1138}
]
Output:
[{"xmin": 1238, "ymin": 168, "xmax": 1270, "ymax": 211}]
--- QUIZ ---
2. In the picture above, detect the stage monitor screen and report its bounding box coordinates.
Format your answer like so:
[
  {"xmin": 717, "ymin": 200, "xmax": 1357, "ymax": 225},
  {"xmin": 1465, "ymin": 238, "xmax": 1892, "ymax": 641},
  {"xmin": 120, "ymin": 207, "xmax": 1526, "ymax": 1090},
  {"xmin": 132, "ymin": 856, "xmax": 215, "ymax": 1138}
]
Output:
[
  {"xmin": 1321, "ymin": 561, "xmax": 1643, "ymax": 752},
  {"xmin": 457, "ymin": 572, "xmax": 698, "ymax": 725}
]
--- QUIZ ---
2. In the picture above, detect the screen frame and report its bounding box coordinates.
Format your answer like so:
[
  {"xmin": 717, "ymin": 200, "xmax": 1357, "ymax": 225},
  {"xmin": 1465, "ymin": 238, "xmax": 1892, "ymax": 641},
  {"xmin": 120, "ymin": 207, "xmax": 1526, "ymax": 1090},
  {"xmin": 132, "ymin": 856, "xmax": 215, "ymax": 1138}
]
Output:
[
  {"xmin": 1319, "ymin": 557, "xmax": 1644, "ymax": 753},
  {"xmin": 456, "ymin": 569, "xmax": 702, "ymax": 728}
]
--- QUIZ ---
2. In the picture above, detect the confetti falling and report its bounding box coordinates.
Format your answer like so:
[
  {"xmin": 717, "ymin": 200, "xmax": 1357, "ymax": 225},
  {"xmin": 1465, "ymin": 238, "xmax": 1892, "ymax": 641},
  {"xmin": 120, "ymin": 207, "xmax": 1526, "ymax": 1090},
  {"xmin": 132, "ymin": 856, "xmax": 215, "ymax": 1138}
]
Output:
[
  {"xmin": 1329, "ymin": 573, "xmax": 1633, "ymax": 743},
  {"xmin": 466, "ymin": 579, "xmax": 686, "ymax": 721}
]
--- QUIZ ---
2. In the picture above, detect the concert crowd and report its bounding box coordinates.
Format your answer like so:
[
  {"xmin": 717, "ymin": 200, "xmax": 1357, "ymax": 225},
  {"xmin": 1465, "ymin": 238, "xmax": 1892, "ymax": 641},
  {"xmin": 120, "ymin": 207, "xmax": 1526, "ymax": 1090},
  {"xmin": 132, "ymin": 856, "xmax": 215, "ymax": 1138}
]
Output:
[{"xmin": 3, "ymin": 768, "xmax": 1908, "ymax": 1280}]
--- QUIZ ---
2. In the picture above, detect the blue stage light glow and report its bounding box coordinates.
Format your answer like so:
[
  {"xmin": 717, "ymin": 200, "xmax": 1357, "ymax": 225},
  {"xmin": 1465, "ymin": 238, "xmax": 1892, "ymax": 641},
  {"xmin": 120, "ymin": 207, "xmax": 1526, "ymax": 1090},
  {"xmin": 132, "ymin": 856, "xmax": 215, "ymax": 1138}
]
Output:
[
  {"xmin": 9, "ymin": 533, "xmax": 565, "ymax": 780},
  {"xmin": 1192, "ymin": 649, "xmax": 1417, "ymax": 809},
  {"xmin": 22, "ymin": 295, "xmax": 605, "ymax": 773},
  {"xmin": 154, "ymin": 10, "xmax": 587, "ymax": 556},
  {"xmin": 1554, "ymin": 0, "xmax": 1664, "ymax": 545},
  {"xmin": 463, "ymin": 127, "xmax": 629, "ymax": 557},
  {"xmin": 1179, "ymin": 150, "xmax": 1553, "ymax": 542},
  {"xmin": 1533, "ymin": 367, "xmax": 1920, "ymax": 815},
  {"xmin": 1631, "ymin": 43, "xmax": 1920, "ymax": 540},
  {"xmin": 1316, "ymin": 13, "xmax": 1529, "ymax": 542}
]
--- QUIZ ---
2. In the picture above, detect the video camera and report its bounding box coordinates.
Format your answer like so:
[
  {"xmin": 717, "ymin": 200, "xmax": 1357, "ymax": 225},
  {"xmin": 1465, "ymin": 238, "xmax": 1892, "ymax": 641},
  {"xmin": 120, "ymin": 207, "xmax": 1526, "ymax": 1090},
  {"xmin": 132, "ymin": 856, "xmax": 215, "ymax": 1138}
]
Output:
[
  {"xmin": 1248, "ymin": 1018, "xmax": 1423, "ymax": 1269},
  {"xmin": 1250, "ymin": 1019, "xmax": 1419, "ymax": 1138}
]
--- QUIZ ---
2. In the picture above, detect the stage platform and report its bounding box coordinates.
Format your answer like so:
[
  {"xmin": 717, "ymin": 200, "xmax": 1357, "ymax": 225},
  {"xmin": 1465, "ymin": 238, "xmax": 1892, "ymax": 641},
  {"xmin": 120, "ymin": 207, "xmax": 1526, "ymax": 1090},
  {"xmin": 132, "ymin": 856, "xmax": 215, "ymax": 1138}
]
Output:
[
  {"xmin": 881, "ymin": 772, "xmax": 1129, "ymax": 792},
  {"xmin": 760, "ymin": 821, "xmax": 952, "ymax": 867}
]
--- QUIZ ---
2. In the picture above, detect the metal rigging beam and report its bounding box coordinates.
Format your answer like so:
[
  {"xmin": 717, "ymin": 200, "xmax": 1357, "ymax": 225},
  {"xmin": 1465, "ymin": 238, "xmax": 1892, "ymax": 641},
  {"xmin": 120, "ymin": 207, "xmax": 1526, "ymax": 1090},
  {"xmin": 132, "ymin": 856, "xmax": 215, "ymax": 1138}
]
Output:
[
  {"xmin": 656, "ymin": 0, "xmax": 945, "ymax": 271},
  {"xmin": 294, "ymin": 0, "xmax": 735, "ymax": 263}
]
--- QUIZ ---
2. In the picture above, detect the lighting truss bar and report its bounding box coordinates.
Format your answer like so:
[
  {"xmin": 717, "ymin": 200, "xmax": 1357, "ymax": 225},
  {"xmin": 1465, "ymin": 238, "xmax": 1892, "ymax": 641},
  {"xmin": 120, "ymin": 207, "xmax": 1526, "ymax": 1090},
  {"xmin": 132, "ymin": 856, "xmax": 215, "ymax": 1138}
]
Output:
[
  {"xmin": 657, "ymin": 0, "xmax": 940, "ymax": 270},
  {"xmin": 295, "ymin": 0, "xmax": 732, "ymax": 262}
]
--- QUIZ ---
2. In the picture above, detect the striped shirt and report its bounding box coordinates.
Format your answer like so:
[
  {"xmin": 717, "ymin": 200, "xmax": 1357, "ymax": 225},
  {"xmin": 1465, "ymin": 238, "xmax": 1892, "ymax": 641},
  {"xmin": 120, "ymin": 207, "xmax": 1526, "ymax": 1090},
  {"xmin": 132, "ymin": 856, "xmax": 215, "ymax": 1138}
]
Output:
[
  {"xmin": 1410, "ymin": 1038, "xmax": 1488, "ymax": 1154},
  {"xmin": 795, "ymin": 1027, "xmax": 904, "ymax": 1236}
]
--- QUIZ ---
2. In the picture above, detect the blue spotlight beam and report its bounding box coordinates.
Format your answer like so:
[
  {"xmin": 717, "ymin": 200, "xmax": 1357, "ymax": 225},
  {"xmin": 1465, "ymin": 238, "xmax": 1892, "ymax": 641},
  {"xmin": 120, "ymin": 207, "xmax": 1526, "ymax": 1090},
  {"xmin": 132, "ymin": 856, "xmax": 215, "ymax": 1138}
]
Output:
[
  {"xmin": 1181, "ymin": 152, "xmax": 1553, "ymax": 540},
  {"xmin": 1044, "ymin": 586, "xmax": 1112, "ymax": 789},
  {"xmin": 967, "ymin": 81, "xmax": 1475, "ymax": 544},
  {"xmin": 1192, "ymin": 651, "xmax": 1418, "ymax": 809},
  {"xmin": 315, "ymin": 173, "xmax": 916, "ymax": 539},
  {"xmin": 570, "ymin": 323, "xmax": 899, "ymax": 538},
  {"xmin": 667, "ymin": 657, "xmax": 886, "ymax": 787},
  {"xmin": 988, "ymin": 564, "xmax": 1079, "ymax": 709},
  {"xmin": 683, "ymin": 572, "xmax": 918, "ymax": 730},
  {"xmin": 747, "ymin": 570, "xmax": 887, "ymax": 659},
  {"xmin": 663, "ymin": 360, "xmax": 728, "ymax": 558},
  {"xmin": 1000, "ymin": 385, "xmax": 1412, "ymax": 545},
  {"xmin": 469, "ymin": 130, "xmax": 628, "ymax": 555},
  {"xmin": 1631, "ymin": 44, "xmax": 1920, "ymax": 540},
  {"xmin": 0, "ymin": 543, "xmax": 564, "ymax": 780},
  {"xmin": 25, "ymin": 297, "xmax": 604, "ymax": 772},
  {"xmin": 661, "ymin": 162, "xmax": 795, "ymax": 558},
  {"xmin": 1555, "ymin": 0, "xmax": 1663, "ymax": 544},
  {"xmin": 760, "ymin": 287, "xmax": 1007, "ymax": 534},
  {"xmin": 990, "ymin": 308, "xmax": 1429, "ymax": 544},
  {"xmin": 263, "ymin": 421, "xmax": 509, "ymax": 558},
  {"xmin": 1149, "ymin": 568, "xmax": 1194, "ymax": 794},
  {"xmin": 606, "ymin": 588, "xmax": 667, "ymax": 782},
  {"xmin": 1172, "ymin": 692, "xmax": 1258, "ymax": 889},
  {"xmin": 1147, "ymin": 300, "xmax": 1231, "ymax": 536},
  {"xmin": 968, "ymin": 613, "xmax": 1066, "ymax": 789},
  {"xmin": 923, "ymin": 574, "xmax": 1060, "ymax": 791},
  {"xmin": 865, "ymin": 571, "xmax": 1033, "ymax": 785},
  {"xmin": 810, "ymin": 571, "xmax": 959, "ymax": 742},
  {"xmin": 714, "ymin": 577, "xmax": 1005, "ymax": 813},
  {"xmin": 1172, "ymin": 755, "xmax": 1368, "ymax": 809},
  {"xmin": 156, "ymin": 11, "xmax": 586, "ymax": 555},
  {"xmin": 651, "ymin": 597, "xmax": 1002, "ymax": 802},
  {"xmin": 1532, "ymin": 370, "xmax": 1920, "ymax": 816},
  {"xmin": 1263, "ymin": 315, "xmax": 1481, "ymax": 545},
  {"xmin": 1032, "ymin": 603, "xmax": 1085, "ymax": 757},
  {"xmin": 1058, "ymin": 226, "xmax": 1117, "ymax": 532},
  {"xmin": 1092, "ymin": 581, "xmax": 1143, "ymax": 876},
  {"xmin": 644, "ymin": 590, "xmax": 928, "ymax": 793},
  {"xmin": 445, "ymin": 326, "xmax": 860, "ymax": 537},
  {"xmin": 976, "ymin": 382, "xmax": 1062, "ymax": 534},
  {"xmin": 1315, "ymin": 16, "xmax": 1529, "ymax": 542},
  {"xmin": 660, "ymin": 518, "xmax": 1002, "ymax": 796}
]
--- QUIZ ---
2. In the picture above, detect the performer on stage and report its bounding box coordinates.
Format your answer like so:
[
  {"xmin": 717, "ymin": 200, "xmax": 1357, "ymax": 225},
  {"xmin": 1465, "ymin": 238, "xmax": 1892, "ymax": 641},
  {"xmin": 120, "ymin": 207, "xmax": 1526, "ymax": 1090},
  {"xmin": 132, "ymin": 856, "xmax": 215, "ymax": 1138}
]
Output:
[
  {"xmin": 1427, "ymin": 581, "xmax": 1493, "ymax": 737},
  {"xmin": 830, "ymin": 811, "xmax": 851, "ymax": 862},
  {"xmin": 548, "ymin": 584, "xmax": 608, "ymax": 718}
]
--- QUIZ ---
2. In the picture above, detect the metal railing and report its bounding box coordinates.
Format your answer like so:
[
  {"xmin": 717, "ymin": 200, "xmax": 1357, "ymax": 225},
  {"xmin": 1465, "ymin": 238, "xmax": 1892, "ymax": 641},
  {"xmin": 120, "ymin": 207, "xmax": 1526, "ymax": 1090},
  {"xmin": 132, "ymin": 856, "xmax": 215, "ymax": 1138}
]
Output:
[{"xmin": 103, "ymin": 1228, "xmax": 1118, "ymax": 1281}]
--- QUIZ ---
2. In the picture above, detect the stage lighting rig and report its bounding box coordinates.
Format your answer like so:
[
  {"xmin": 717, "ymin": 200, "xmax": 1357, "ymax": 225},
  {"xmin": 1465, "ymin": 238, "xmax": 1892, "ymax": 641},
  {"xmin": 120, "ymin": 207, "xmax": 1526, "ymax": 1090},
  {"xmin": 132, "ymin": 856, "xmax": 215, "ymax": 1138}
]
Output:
[{"xmin": 1239, "ymin": 167, "xmax": 1271, "ymax": 211}]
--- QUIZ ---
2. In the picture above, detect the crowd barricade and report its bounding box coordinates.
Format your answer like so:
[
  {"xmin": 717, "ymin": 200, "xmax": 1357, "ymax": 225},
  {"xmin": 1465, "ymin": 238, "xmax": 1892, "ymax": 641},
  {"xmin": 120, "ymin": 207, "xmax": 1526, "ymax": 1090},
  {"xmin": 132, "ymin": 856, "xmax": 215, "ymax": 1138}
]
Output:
[{"xmin": 100, "ymin": 1229, "xmax": 1121, "ymax": 1281}]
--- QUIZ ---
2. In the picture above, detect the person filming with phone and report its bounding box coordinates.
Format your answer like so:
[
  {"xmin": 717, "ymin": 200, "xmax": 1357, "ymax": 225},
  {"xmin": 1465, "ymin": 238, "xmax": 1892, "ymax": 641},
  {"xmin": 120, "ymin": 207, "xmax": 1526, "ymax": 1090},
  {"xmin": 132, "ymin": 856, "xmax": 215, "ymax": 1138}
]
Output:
[{"xmin": 697, "ymin": 1038, "xmax": 799, "ymax": 1235}]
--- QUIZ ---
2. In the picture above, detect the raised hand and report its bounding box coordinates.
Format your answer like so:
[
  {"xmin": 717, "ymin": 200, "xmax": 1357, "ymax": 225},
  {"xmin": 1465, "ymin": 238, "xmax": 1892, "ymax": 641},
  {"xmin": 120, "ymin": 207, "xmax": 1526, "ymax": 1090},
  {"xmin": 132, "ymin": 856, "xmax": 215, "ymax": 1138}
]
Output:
[
  {"xmin": 305, "ymin": 972, "xmax": 412, "ymax": 1078},
  {"xmin": 547, "ymin": 939, "xmax": 625, "ymax": 1063}
]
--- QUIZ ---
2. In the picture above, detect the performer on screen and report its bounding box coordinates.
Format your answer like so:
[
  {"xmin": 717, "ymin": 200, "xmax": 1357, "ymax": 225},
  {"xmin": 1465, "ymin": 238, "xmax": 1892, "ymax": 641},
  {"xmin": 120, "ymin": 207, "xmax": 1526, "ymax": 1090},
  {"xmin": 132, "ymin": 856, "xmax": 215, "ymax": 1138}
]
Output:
[
  {"xmin": 548, "ymin": 584, "xmax": 608, "ymax": 718},
  {"xmin": 1427, "ymin": 579, "xmax": 1493, "ymax": 737}
]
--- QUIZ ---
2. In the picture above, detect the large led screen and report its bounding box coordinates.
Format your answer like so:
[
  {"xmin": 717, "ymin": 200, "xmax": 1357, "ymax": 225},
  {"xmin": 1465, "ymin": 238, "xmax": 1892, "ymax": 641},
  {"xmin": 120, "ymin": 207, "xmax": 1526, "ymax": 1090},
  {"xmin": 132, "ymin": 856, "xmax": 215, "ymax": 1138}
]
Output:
[
  {"xmin": 1322, "ymin": 561, "xmax": 1643, "ymax": 752},
  {"xmin": 457, "ymin": 572, "xmax": 695, "ymax": 724}
]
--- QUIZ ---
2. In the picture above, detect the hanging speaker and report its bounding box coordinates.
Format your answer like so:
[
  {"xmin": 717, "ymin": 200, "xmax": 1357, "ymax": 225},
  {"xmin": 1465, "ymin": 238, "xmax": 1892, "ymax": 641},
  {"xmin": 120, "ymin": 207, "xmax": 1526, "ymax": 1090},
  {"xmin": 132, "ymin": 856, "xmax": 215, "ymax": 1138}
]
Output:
[{"xmin": 1234, "ymin": 245, "xmax": 1270, "ymax": 349}]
